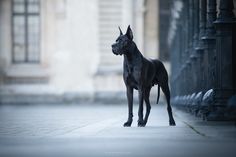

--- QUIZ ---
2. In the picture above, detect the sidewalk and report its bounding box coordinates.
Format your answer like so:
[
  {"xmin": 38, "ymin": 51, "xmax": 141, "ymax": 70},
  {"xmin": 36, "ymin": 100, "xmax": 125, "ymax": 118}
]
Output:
[{"xmin": 0, "ymin": 104, "xmax": 235, "ymax": 157}]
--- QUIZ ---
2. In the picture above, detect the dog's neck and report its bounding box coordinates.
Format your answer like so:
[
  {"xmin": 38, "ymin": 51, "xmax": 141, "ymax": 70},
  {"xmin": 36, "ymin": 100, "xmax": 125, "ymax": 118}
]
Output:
[{"xmin": 124, "ymin": 42, "xmax": 142, "ymax": 63}]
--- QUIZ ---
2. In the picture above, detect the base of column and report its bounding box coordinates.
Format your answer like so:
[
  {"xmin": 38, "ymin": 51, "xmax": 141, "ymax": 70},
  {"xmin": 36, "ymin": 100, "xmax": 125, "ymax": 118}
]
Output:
[
  {"xmin": 172, "ymin": 88, "xmax": 236, "ymax": 121},
  {"xmin": 201, "ymin": 88, "xmax": 235, "ymax": 121}
]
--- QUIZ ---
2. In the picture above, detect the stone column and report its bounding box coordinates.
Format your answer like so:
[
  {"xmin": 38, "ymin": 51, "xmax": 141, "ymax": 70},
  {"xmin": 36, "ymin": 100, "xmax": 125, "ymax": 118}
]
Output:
[
  {"xmin": 182, "ymin": 0, "xmax": 188, "ymax": 97},
  {"xmin": 186, "ymin": 60, "xmax": 191, "ymax": 95},
  {"xmin": 200, "ymin": 0, "xmax": 207, "ymax": 39},
  {"xmin": 199, "ymin": 0, "xmax": 217, "ymax": 119},
  {"xmin": 193, "ymin": 0, "xmax": 200, "ymax": 49},
  {"xmin": 207, "ymin": 0, "xmax": 236, "ymax": 120},
  {"xmin": 202, "ymin": 0, "xmax": 217, "ymax": 91},
  {"xmin": 191, "ymin": 0, "xmax": 200, "ymax": 93},
  {"xmin": 201, "ymin": 0, "xmax": 236, "ymax": 120},
  {"xmin": 183, "ymin": 0, "xmax": 188, "ymax": 63},
  {"xmin": 185, "ymin": 0, "xmax": 193, "ymax": 95},
  {"xmin": 195, "ymin": 0, "xmax": 206, "ymax": 93}
]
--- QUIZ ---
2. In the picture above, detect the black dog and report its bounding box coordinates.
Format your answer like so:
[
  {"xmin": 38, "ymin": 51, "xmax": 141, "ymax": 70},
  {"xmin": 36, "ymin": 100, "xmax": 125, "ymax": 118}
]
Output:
[{"xmin": 111, "ymin": 25, "xmax": 176, "ymax": 127}]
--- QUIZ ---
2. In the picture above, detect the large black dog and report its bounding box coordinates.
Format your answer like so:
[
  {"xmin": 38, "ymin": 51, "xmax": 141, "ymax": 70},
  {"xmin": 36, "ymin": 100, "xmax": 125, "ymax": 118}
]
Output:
[{"xmin": 111, "ymin": 25, "xmax": 176, "ymax": 127}]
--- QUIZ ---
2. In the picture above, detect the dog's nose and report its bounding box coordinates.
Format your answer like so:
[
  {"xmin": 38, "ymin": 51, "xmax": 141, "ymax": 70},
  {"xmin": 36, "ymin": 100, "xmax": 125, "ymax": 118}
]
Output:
[{"xmin": 111, "ymin": 43, "xmax": 115, "ymax": 48}]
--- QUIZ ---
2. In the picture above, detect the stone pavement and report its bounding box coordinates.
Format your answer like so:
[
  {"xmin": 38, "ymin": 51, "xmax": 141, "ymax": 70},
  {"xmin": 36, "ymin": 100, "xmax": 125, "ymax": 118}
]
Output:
[{"xmin": 0, "ymin": 104, "xmax": 235, "ymax": 157}]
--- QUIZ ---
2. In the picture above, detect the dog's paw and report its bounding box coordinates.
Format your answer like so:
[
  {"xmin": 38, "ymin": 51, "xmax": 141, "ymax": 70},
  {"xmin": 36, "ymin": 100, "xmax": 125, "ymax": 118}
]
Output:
[
  {"xmin": 123, "ymin": 121, "xmax": 132, "ymax": 127},
  {"xmin": 169, "ymin": 120, "xmax": 176, "ymax": 126},
  {"xmin": 137, "ymin": 120, "xmax": 146, "ymax": 127}
]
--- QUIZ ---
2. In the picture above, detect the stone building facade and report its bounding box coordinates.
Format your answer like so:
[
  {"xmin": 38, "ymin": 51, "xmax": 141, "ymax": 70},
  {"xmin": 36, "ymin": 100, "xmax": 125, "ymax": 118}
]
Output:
[
  {"xmin": 169, "ymin": 0, "xmax": 236, "ymax": 120},
  {"xmin": 0, "ymin": 0, "xmax": 164, "ymax": 104}
]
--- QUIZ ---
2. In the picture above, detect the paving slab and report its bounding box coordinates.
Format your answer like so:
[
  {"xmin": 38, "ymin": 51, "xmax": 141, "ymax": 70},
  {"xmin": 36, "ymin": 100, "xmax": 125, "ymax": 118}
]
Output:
[{"xmin": 0, "ymin": 104, "xmax": 235, "ymax": 157}]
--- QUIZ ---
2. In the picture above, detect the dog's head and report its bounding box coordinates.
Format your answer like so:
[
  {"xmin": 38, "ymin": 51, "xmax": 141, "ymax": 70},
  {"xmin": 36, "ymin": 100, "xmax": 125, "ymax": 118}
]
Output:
[{"xmin": 111, "ymin": 25, "xmax": 133, "ymax": 55}]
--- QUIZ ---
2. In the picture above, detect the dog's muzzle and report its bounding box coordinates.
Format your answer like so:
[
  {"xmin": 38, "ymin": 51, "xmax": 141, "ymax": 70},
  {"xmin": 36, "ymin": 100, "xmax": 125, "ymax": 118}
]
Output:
[{"xmin": 111, "ymin": 44, "xmax": 119, "ymax": 55}]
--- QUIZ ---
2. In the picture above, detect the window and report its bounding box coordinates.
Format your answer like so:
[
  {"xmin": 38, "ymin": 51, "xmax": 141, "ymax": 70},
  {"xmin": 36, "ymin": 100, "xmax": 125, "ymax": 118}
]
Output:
[{"xmin": 12, "ymin": 0, "xmax": 40, "ymax": 63}]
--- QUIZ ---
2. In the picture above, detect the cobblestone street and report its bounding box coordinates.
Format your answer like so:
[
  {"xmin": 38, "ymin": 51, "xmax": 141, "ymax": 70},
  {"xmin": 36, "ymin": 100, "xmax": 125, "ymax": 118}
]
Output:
[{"xmin": 0, "ymin": 104, "xmax": 235, "ymax": 157}]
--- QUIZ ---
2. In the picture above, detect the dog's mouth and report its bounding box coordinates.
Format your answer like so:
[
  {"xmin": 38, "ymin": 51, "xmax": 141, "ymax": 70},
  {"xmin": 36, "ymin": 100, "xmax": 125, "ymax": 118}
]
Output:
[
  {"xmin": 112, "ymin": 50, "xmax": 117, "ymax": 55},
  {"xmin": 112, "ymin": 48, "xmax": 122, "ymax": 56}
]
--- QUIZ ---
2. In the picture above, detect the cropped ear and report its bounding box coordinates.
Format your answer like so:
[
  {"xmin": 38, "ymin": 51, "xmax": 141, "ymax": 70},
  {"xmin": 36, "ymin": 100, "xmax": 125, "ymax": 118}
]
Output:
[
  {"xmin": 118, "ymin": 26, "xmax": 123, "ymax": 36},
  {"xmin": 125, "ymin": 25, "xmax": 133, "ymax": 40}
]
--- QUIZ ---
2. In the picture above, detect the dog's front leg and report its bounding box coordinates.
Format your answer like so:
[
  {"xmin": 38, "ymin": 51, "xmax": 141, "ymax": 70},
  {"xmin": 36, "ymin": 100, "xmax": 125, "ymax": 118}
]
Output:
[
  {"xmin": 123, "ymin": 86, "xmax": 133, "ymax": 127},
  {"xmin": 138, "ymin": 88, "xmax": 145, "ymax": 127}
]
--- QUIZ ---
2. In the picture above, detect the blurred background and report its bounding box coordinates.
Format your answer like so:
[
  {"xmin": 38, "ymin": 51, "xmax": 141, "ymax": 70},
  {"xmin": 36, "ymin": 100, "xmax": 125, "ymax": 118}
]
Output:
[
  {"xmin": 0, "ymin": 0, "xmax": 172, "ymax": 104},
  {"xmin": 0, "ymin": 0, "xmax": 236, "ymax": 120}
]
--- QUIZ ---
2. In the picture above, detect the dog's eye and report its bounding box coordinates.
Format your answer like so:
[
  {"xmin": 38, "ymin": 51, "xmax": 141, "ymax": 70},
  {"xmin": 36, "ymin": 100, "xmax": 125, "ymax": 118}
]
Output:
[{"xmin": 116, "ymin": 39, "xmax": 121, "ymax": 43}]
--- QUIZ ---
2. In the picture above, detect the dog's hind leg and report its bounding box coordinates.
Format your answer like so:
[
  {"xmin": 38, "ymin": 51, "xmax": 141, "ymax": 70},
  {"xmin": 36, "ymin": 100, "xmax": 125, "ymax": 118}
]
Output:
[
  {"xmin": 156, "ymin": 84, "xmax": 160, "ymax": 104},
  {"xmin": 161, "ymin": 82, "xmax": 176, "ymax": 126},
  {"xmin": 124, "ymin": 86, "xmax": 133, "ymax": 127},
  {"xmin": 143, "ymin": 87, "xmax": 152, "ymax": 126}
]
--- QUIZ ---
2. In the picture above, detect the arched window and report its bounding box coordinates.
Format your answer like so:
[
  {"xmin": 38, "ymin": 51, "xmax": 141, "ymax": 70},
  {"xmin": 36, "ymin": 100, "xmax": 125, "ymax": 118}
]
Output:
[{"xmin": 12, "ymin": 0, "xmax": 40, "ymax": 63}]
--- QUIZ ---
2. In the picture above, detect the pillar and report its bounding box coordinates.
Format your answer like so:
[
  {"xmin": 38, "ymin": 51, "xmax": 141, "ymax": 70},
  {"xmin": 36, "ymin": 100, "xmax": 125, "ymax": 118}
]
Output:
[{"xmin": 205, "ymin": 0, "xmax": 236, "ymax": 120}]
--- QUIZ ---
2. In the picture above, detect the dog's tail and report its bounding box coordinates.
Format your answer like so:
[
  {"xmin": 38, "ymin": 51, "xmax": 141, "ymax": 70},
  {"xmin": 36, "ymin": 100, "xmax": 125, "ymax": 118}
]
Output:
[{"xmin": 156, "ymin": 84, "xmax": 160, "ymax": 104}]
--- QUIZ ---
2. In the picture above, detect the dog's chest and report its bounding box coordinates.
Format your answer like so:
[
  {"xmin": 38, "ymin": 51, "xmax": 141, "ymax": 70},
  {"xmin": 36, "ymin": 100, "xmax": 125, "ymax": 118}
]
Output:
[{"xmin": 124, "ymin": 64, "xmax": 141, "ymax": 89}]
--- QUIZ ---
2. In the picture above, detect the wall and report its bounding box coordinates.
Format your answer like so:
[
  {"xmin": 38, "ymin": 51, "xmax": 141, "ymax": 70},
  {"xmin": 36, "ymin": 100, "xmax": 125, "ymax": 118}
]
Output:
[{"xmin": 0, "ymin": 0, "xmax": 161, "ymax": 104}]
